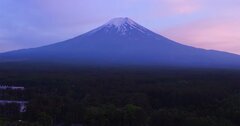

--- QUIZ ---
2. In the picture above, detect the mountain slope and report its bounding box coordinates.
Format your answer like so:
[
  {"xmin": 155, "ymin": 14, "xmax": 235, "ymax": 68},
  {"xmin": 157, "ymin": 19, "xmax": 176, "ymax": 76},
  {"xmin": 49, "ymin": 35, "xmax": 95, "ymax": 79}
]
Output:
[{"xmin": 0, "ymin": 17, "xmax": 240, "ymax": 68}]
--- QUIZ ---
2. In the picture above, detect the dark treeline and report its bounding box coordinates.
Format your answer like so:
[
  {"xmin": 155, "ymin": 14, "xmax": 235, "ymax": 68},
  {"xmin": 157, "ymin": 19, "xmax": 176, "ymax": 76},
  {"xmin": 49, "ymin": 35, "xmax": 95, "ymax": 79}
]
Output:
[{"xmin": 0, "ymin": 66, "xmax": 240, "ymax": 126}]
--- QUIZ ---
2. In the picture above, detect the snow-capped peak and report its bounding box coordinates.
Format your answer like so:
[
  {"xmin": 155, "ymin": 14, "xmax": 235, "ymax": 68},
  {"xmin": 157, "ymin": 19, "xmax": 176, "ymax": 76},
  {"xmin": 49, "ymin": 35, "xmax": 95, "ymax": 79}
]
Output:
[
  {"xmin": 101, "ymin": 17, "xmax": 150, "ymax": 35},
  {"xmin": 87, "ymin": 17, "xmax": 154, "ymax": 36},
  {"xmin": 105, "ymin": 17, "xmax": 136, "ymax": 27}
]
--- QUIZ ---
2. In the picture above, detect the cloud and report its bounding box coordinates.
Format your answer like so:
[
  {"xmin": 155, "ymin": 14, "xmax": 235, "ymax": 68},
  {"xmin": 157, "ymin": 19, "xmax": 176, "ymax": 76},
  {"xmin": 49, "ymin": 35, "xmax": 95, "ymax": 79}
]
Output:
[
  {"xmin": 149, "ymin": 0, "xmax": 202, "ymax": 17},
  {"xmin": 163, "ymin": 0, "xmax": 201, "ymax": 14},
  {"xmin": 161, "ymin": 18, "xmax": 240, "ymax": 54}
]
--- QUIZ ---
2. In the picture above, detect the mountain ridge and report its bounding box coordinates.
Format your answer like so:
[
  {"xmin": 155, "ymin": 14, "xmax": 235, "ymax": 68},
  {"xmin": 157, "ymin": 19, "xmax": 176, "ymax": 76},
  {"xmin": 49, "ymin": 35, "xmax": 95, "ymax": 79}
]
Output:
[{"xmin": 0, "ymin": 17, "xmax": 240, "ymax": 69}]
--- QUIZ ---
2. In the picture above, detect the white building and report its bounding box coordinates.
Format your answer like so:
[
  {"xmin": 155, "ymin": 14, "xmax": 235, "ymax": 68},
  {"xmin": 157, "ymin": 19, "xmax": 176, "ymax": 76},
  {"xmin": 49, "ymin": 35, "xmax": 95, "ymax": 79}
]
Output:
[
  {"xmin": 0, "ymin": 85, "xmax": 25, "ymax": 90},
  {"xmin": 0, "ymin": 85, "xmax": 27, "ymax": 112},
  {"xmin": 0, "ymin": 100, "xmax": 28, "ymax": 112}
]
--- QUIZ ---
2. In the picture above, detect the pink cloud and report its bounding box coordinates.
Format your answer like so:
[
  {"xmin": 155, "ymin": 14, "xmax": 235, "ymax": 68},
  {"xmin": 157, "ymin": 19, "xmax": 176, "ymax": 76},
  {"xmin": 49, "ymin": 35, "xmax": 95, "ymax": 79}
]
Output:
[
  {"xmin": 150, "ymin": 0, "xmax": 202, "ymax": 17},
  {"xmin": 161, "ymin": 18, "xmax": 240, "ymax": 54},
  {"xmin": 164, "ymin": 0, "xmax": 201, "ymax": 14}
]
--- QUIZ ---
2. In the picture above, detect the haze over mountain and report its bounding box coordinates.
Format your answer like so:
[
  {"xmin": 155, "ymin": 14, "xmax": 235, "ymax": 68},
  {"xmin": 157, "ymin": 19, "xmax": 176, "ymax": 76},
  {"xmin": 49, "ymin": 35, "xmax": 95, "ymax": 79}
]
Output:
[{"xmin": 0, "ymin": 17, "xmax": 240, "ymax": 68}]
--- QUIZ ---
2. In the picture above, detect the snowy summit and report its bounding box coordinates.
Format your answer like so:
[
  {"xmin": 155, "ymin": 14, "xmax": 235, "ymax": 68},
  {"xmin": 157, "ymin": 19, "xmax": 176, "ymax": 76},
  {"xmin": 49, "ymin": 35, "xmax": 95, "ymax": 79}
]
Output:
[
  {"xmin": 105, "ymin": 17, "xmax": 136, "ymax": 28},
  {"xmin": 90, "ymin": 17, "xmax": 150, "ymax": 35}
]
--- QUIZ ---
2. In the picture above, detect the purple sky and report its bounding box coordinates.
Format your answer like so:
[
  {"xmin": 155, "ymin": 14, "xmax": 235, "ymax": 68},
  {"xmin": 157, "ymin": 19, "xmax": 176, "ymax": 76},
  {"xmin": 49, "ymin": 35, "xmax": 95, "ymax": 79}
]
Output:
[{"xmin": 0, "ymin": 0, "xmax": 240, "ymax": 54}]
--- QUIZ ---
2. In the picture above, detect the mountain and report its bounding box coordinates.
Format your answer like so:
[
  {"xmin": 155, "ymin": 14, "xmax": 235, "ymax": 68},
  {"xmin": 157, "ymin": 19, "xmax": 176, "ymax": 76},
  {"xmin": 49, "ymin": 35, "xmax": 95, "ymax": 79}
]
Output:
[{"xmin": 0, "ymin": 17, "xmax": 240, "ymax": 68}]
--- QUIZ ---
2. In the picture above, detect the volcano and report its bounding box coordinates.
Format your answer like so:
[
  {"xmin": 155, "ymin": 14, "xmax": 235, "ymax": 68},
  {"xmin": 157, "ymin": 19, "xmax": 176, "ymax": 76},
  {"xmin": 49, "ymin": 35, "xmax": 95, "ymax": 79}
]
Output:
[{"xmin": 1, "ymin": 17, "xmax": 240, "ymax": 68}]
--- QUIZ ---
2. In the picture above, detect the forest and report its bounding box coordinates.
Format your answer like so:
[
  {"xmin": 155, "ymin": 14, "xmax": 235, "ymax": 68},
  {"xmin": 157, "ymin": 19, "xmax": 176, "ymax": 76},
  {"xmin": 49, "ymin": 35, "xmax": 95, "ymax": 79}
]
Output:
[{"xmin": 0, "ymin": 65, "xmax": 240, "ymax": 126}]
